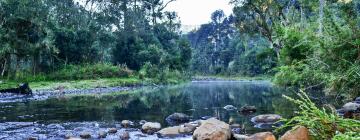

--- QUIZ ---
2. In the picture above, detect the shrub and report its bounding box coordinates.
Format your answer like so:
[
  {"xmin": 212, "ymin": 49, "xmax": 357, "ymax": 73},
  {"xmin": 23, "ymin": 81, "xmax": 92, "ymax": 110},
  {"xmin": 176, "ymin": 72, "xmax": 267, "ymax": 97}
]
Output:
[
  {"xmin": 277, "ymin": 91, "xmax": 360, "ymax": 140},
  {"xmin": 49, "ymin": 63, "xmax": 133, "ymax": 80}
]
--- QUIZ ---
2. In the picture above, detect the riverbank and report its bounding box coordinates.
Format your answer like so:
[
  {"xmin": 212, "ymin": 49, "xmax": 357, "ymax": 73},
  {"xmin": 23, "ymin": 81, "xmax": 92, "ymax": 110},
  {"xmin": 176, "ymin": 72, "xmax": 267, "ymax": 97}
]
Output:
[{"xmin": 192, "ymin": 75, "xmax": 271, "ymax": 81}]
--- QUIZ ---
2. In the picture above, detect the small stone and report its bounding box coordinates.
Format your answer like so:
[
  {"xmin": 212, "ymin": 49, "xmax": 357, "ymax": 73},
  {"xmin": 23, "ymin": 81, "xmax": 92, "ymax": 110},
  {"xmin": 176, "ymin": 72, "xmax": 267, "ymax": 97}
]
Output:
[
  {"xmin": 179, "ymin": 123, "xmax": 197, "ymax": 134},
  {"xmin": 141, "ymin": 122, "xmax": 162, "ymax": 134},
  {"xmin": 342, "ymin": 102, "xmax": 360, "ymax": 112},
  {"xmin": 108, "ymin": 128, "xmax": 117, "ymax": 133},
  {"xmin": 121, "ymin": 120, "xmax": 131, "ymax": 128},
  {"xmin": 165, "ymin": 113, "xmax": 191, "ymax": 125},
  {"xmin": 246, "ymin": 132, "xmax": 275, "ymax": 140},
  {"xmin": 223, "ymin": 105, "xmax": 237, "ymax": 111},
  {"xmin": 27, "ymin": 137, "xmax": 38, "ymax": 140},
  {"xmin": 98, "ymin": 130, "xmax": 107, "ymax": 138},
  {"xmin": 158, "ymin": 126, "xmax": 181, "ymax": 137},
  {"xmin": 80, "ymin": 131, "xmax": 91, "ymax": 139},
  {"xmin": 234, "ymin": 134, "xmax": 249, "ymax": 140},
  {"xmin": 251, "ymin": 114, "xmax": 282, "ymax": 124},
  {"xmin": 239, "ymin": 105, "xmax": 257, "ymax": 113},
  {"xmin": 139, "ymin": 120, "xmax": 147, "ymax": 125},
  {"xmin": 280, "ymin": 126, "xmax": 310, "ymax": 140},
  {"xmin": 120, "ymin": 131, "xmax": 130, "ymax": 140},
  {"xmin": 64, "ymin": 133, "xmax": 73, "ymax": 139}
]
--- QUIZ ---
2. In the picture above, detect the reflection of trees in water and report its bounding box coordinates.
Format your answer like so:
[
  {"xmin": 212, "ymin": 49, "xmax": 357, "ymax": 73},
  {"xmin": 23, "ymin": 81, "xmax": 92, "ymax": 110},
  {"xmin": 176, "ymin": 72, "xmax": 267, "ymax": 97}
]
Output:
[{"xmin": 0, "ymin": 82, "xmax": 295, "ymax": 128}]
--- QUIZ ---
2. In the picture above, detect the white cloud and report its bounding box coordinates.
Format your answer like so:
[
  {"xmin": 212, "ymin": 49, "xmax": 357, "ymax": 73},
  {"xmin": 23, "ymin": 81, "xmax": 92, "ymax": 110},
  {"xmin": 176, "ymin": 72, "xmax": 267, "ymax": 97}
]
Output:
[{"xmin": 164, "ymin": 0, "xmax": 233, "ymax": 25}]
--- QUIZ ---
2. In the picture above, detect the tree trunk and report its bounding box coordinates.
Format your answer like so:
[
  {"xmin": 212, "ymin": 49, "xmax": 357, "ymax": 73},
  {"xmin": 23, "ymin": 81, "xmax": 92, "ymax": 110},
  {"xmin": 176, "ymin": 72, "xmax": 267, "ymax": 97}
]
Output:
[{"xmin": 318, "ymin": 0, "xmax": 325, "ymax": 36}]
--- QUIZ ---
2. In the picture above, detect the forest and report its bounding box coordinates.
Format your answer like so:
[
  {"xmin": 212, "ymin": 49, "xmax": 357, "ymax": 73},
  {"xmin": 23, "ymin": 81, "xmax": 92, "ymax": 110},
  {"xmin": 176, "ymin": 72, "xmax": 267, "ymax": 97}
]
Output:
[{"xmin": 0, "ymin": 0, "xmax": 359, "ymax": 140}]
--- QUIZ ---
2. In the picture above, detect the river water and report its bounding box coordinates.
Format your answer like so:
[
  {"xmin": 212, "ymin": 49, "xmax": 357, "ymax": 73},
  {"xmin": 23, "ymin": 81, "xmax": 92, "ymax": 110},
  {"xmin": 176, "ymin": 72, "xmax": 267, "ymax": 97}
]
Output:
[{"xmin": 0, "ymin": 81, "xmax": 298, "ymax": 139}]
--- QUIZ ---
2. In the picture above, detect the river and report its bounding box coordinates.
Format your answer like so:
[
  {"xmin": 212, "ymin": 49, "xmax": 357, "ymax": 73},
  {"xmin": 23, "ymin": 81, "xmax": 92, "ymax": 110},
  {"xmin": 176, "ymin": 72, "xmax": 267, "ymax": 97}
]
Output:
[{"xmin": 0, "ymin": 80, "xmax": 299, "ymax": 139}]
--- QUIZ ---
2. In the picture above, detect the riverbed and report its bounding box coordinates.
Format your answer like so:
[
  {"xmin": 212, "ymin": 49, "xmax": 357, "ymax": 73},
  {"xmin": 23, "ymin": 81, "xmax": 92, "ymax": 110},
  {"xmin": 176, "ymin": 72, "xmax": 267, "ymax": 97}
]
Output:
[{"xmin": 0, "ymin": 80, "xmax": 297, "ymax": 139}]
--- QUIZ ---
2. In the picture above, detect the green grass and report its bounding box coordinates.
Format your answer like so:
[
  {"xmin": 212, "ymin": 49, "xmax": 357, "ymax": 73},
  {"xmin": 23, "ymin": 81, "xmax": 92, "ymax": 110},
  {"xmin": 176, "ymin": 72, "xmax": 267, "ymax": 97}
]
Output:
[
  {"xmin": 0, "ymin": 77, "xmax": 143, "ymax": 90},
  {"xmin": 277, "ymin": 91, "xmax": 360, "ymax": 140}
]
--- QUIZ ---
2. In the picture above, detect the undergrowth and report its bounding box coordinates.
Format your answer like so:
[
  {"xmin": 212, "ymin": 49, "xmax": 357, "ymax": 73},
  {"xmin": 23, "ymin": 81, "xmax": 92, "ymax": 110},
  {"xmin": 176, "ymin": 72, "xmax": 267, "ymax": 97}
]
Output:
[{"xmin": 277, "ymin": 91, "xmax": 360, "ymax": 140}]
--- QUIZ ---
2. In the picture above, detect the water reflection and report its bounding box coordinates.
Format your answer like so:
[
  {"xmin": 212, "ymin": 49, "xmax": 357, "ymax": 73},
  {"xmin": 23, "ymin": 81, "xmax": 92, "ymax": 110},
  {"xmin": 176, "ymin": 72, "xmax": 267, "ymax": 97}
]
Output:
[{"xmin": 0, "ymin": 81, "xmax": 295, "ymax": 133}]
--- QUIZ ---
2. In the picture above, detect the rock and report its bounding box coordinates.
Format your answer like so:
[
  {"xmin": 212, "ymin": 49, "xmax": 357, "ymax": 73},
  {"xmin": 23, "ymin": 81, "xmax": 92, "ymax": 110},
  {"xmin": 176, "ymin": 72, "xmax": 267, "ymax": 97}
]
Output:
[
  {"xmin": 139, "ymin": 120, "xmax": 147, "ymax": 125},
  {"xmin": 179, "ymin": 123, "xmax": 197, "ymax": 134},
  {"xmin": 231, "ymin": 124, "xmax": 241, "ymax": 128},
  {"xmin": 223, "ymin": 105, "xmax": 237, "ymax": 111},
  {"xmin": 68, "ymin": 138, "xmax": 82, "ymax": 140},
  {"xmin": 246, "ymin": 132, "xmax": 276, "ymax": 140},
  {"xmin": 165, "ymin": 113, "xmax": 191, "ymax": 125},
  {"xmin": 158, "ymin": 126, "xmax": 181, "ymax": 137},
  {"xmin": 342, "ymin": 102, "xmax": 360, "ymax": 112},
  {"xmin": 27, "ymin": 137, "xmax": 37, "ymax": 140},
  {"xmin": 80, "ymin": 131, "xmax": 91, "ymax": 139},
  {"xmin": 355, "ymin": 97, "xmax": 360, "ymax": 103},
  {"xmin": 121, "ymin": 120, "xmax": 131, "ymax": 128},
  {"xmin": 251, "ymin": 114, "xmax": 282, "ymax": 124},
  {"xmin": 280, "ymin": 126, "xmax": 310, "ymax": 140},
  {"xmin": 201, "ymin": 116, "xmax": 214, "ymax": 120},
  {"xmin": 141, "ymin": 122, "xmax": 161, "ymax": 134},
  {"xmin": 108, "ymin": 128, "xmax": 117, "ymax": 133},
  {"xmin": 98, "ymin": 130, "xmax": 107, "ymax": 138},
  {"xmin": 239, "ymin": 105, "xmax": 256, "ymax": 113},
  {"xmin": 234, "ymin": 134, "xmax": 249, "ymax": 140},
  {"xmin": 192, "ymin": 118, "xmax": 231, "ymax": 140},
  {"xmin": 120, "ymin": 131, "xmax": 130, "ymax": 140},
  {"xmin": 64, "ymin": 133, "xmax": 74, "ymax": 139}
]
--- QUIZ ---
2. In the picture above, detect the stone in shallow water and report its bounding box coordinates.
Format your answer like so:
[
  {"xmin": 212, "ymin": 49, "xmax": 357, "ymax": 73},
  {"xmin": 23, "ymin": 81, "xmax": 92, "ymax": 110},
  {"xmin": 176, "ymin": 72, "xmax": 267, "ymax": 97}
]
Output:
[
  {"xmin": 108, "ymin": 128, "xmax": 117, "ymax": 133},
  {"xmin": 280, "ymin": 125, "xmax": 310, "ymax": 140},
  {"xmin": 64, "ymin": 133, "xmax": 74, "ymax": 139},
  {"xmin": 98, "ymin": 130, "xmax": 107, "ymax": 138},
  {"xmin": 119, "ymin": 131, "xmax": 130, "ymax": 140},
  {"xmin": 193, "ymin": 118, "xmax": 231, "ymax": 140},
  {"xmin": 239, "ymin": 105, "xmax": 257, "ymax": 113},
  {"xmin": 141, "ymin": 122, "xmax": 161, "ymax": 134},
  {"xmin": 121, "ymin": 120, "xmax": 131, "ymax": 128},
  {"xmin": 79, "ymin": 131, "xmax": 91, "ymax": 139},
  {"xmin": 251, "ymin": 114, "xmax": 282, "ymax": 124},
  {"xmin": 342, "ymin": 102, "xmax": 360, "ymax": 112},
  {"xmin": 165, "ymin": 113, "xmax": 191, "ymax": 125},
  {"xmin": 223, "ymin": 105, "xmax": 237, "ymax": 111},
  {"xmin": 158, "ymin": 126, "xmax": 181, "ymax": 138},
  {"xmin": 246, "ymin": 132, "xmax": 276, "ymax": 140}
]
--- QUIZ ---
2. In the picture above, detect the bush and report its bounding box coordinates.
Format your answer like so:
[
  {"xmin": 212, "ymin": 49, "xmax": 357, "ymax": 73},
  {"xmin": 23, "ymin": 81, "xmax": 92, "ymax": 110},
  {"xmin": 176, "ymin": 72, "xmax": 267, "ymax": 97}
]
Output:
[
  {"xmin": 49, "ymin": 63, "xmax": 133, "ymax": 80},
  {"xmin": 139, "ymin": 62, "xmax": 189, "ymax": 84},
  {"xmin": 277, "ymin": 91, "xmax": 360, "ymax": 140}
]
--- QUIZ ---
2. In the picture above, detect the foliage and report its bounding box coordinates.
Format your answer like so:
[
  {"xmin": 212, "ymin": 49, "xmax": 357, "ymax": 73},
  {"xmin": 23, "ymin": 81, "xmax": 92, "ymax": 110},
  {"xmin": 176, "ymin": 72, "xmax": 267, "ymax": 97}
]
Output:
[
  {"xmin": 0, "ymin": 0, "xmax": 192, "ymax": 81},
  {"xmin": 333, "ymin": 132, "xmax": 360, "ymax": 140},
  {"xmin": 49, "ymin": 63, "xmax": 133, "ymax": 80},
  {"xmin": 188, "ymin": 10, "xmax": 276, "ymax": 76},
  {"xmin": 278, "ymin": 91, "xmax": 360, "ymax": 140}
]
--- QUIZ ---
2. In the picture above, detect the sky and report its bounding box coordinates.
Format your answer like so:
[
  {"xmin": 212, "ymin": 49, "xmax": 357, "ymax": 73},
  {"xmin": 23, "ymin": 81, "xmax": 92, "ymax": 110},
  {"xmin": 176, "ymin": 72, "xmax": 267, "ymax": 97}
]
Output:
[{"xmin": 164, "ymin": 0, "xmax": 233, "ymax": 25}]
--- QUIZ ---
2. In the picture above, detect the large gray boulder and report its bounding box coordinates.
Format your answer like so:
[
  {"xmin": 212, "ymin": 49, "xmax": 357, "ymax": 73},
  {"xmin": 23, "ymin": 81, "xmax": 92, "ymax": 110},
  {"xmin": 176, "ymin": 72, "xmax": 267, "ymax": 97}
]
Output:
[{"xmin": 193, "ymin": 118, "xmax": 231, "ymax": 140}]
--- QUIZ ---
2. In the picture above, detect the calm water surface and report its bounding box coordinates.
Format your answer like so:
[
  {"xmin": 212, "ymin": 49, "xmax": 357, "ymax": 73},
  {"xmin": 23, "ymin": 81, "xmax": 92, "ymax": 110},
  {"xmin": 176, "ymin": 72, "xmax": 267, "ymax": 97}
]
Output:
[{"xmin": 0, "ymin": 81, "xmax": 297, "ymax": 133}]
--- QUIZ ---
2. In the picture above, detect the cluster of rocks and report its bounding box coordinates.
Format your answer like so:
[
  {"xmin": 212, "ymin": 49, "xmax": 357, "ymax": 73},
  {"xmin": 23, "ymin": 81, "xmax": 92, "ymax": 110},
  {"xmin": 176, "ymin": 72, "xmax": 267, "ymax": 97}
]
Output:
[{"xmin": 337, "ymin": 97, "xmax": 360, "ymax": 119}]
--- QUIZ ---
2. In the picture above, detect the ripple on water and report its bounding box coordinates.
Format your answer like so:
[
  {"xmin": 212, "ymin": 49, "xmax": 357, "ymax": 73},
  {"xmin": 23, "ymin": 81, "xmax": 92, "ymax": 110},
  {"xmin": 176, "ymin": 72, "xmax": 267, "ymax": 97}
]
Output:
[{"xmin": 0, "ymin": 122, "xmax": 192, "ymax": 140}]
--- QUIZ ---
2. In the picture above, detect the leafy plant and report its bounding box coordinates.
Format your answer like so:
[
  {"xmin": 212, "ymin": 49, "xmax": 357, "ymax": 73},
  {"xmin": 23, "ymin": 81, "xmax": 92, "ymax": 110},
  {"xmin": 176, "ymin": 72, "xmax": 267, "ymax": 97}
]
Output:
[{"xmin": 277, "ymin": 91, "xmax": 360, "ymax": 140}]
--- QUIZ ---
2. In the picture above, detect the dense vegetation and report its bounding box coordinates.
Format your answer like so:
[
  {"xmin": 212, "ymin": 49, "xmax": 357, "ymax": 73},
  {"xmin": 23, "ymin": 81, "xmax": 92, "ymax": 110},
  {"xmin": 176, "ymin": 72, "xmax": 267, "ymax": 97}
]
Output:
[
  {"xmin": 187, "ymin": 10, "xmax": 277, "ymax": 76},
  {"xmin": 0, "ymin": 0, "xmax": 191, "ymax": 83},
  {"xmin": 230, "ymin": 0, "xmax": 359, "ymax": 98}
]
